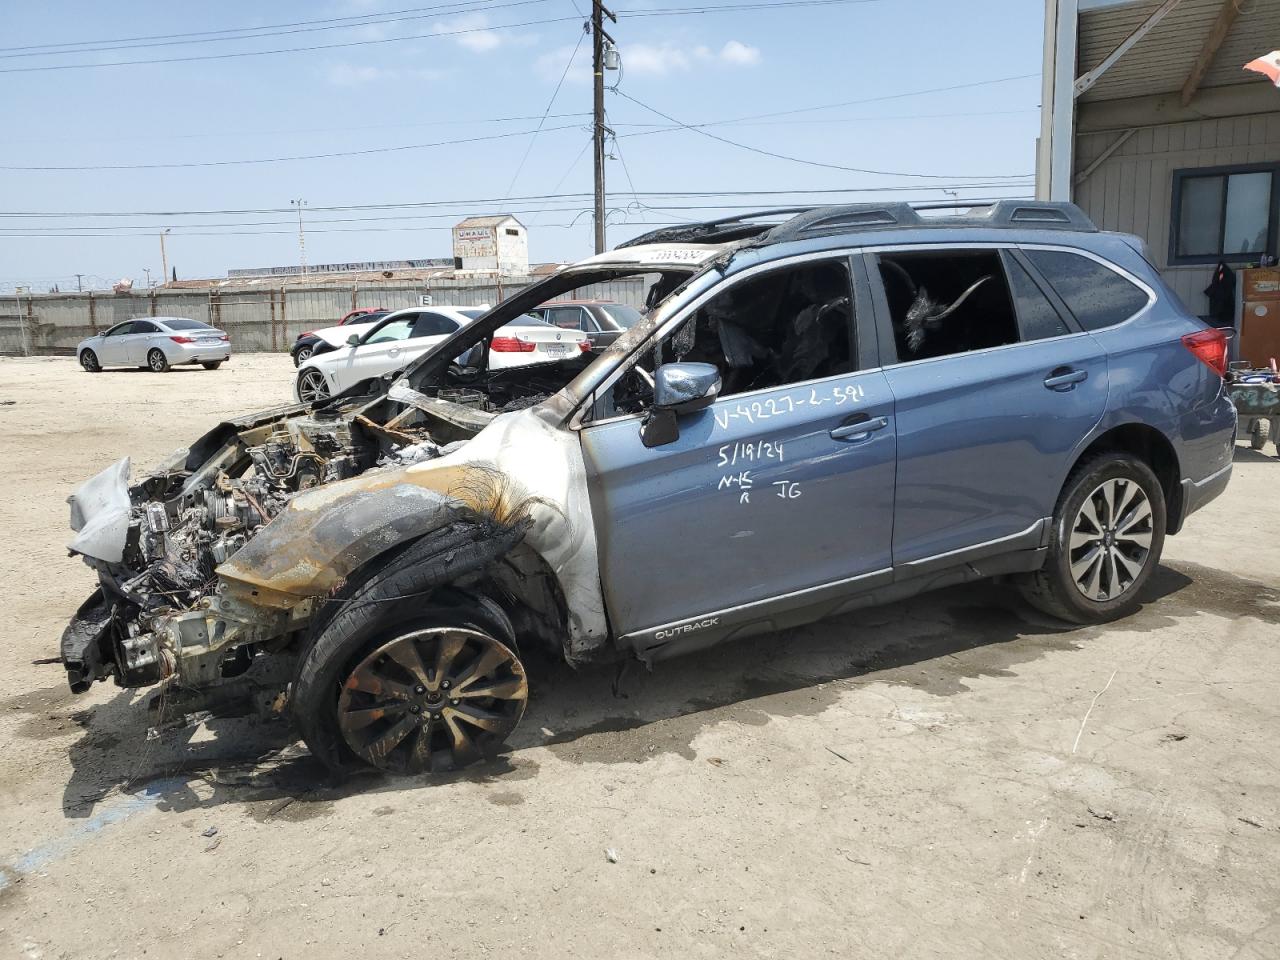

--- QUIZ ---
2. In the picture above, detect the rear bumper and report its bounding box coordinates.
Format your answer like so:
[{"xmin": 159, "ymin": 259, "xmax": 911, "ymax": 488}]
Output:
[
  {"xmin": 1174, "ymin": 462, "xmax": 1232, "ymax": 532},
  {"xmin": 168, "ymin": 342, "xmax": 231, "ymax": 363}
]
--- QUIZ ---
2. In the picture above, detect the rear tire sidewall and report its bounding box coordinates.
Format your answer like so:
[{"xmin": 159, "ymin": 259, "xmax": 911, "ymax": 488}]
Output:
[
  {"xmin": 1250, "ymin": 419, "xmax": 1269, "ymax": 450},
  {"xmin": 147, "ymin": 348, "xmax": 170, "ymax": 372},
  {"xmin": 293, "ymin": 594, "xmax": 518, "ymax": 775},
  {"xmin": 80, "ymin": 350, "xmax": 100, "ymax": 372},
  {"xmin": 1039, "ymin": 454, "xmax": 1166, "ymax": 623}
]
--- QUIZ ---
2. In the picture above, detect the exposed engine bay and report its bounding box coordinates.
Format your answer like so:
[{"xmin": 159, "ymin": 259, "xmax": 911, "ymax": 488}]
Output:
[{"xmin": 61, "ymin": 352, "xmax": 595, "ymax": 696}]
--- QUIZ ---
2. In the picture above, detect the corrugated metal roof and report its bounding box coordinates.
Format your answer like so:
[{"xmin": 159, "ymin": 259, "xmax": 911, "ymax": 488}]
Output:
[
  {"xmin": 454, "ymin": 214, "xmax": 523, "ymax": 228},
  {"xmin": 1078, "ymin": 0, "xmax": 1280, "ymax": 103}
]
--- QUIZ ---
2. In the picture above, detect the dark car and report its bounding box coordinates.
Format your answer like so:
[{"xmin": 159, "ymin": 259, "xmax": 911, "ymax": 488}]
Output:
[
  {"xmin": 532, "ymin": 300, "xmax": 642, "ymax": 351},
  {"xmin": 291, "ymin": 308, "xmax": 389, "ymax": 366}
]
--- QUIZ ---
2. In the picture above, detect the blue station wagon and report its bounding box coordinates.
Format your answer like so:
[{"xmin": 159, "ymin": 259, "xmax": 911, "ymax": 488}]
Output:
[{"xmin": 60, "ymin": 201, "xmax": 1236, "ymax": 776}]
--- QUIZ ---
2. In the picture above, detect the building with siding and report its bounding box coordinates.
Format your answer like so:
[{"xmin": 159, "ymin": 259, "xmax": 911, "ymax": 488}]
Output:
[{"xmin": 1039, "ymin": 0, "xmax": 1280, "ymax": 317}]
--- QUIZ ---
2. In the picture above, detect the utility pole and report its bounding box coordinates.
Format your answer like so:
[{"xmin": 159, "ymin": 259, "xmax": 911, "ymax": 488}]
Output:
[
  {"xmin": 591, "ymin": 1, "xmax": 616, "ymax": 255},
  {"xmin": 143, "ymin": 267, "xmax": 152, "ymax": 288},
  {"xmin": 74, "ymin": 273, "xmax": 84, "ymax": 292},
  {"xmin": 159, "ymin": 229, "xmax": 170, "ymax": 286},
  {"xmin": 291, "ymin": 199, "xmax": 308, "ymax": 275}
]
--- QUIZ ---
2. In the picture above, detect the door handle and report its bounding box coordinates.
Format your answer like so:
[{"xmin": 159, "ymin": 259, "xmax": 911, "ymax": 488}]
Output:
[
  {"xmin": 1044, "ymin": 367, "xmax": 1087, "ymax": 391},
  {"xmin": 830, "ymin": 414, "xmax": 889, "ymax": 442}
]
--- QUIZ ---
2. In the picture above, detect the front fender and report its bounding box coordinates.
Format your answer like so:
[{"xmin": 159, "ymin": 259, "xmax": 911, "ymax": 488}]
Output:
[{"xmin": 216, "ymin": 474, "xmax": 462, "ymax": 607}]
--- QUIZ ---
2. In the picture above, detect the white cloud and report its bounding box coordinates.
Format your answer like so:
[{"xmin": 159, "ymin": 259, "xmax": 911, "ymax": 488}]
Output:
[
  {"xmin": 325, "ymin": 62, "xmax": 447, "ymax": 87},
  {"xmin": 535, "ymin": 43, "xmax": 593, "ymax": 84},
  {"xmin": 719, "ymin": 40, "xmax": 761, "ymax": 66},
  {"xmin": 622, "ymin": 39, "xmax": 762, "ymax": 75},
  {"xmin": 432, "ymin": 13, "xmax": 536, "ymax": 53},
  {"xmin": 326, "ymin": 62, "xmax": 392, "ymax": 87}
]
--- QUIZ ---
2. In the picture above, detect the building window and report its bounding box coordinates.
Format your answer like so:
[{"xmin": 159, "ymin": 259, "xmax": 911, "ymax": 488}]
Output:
[
  {"xmin": 505, "ymin": 228, "xmax": 520, "ymax": 237},
  {"xmin": 1170, "ymin": 164, "xmax": 1278, "ymax": 265}
]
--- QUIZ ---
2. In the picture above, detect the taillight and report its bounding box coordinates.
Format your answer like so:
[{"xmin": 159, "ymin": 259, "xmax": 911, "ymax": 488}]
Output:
[
  {"xmin": 491, "ymin": 336, "xmax": 536, "ymax": 353},
  {"xmin": 1181, "ymin": 328, "xmax": 1228, "ymax": 378},
  {"xmin": 298, "ymin": 331, "xmax": 314, "ymax": 340},
  {"xmin": 169, "ymin": 335, "xmax": 195, "ymax": 344},
  {"xmin": 220, "ymin": 334, "xmax": 230, "ymax": 342},
  {"xmin": 578, "ymin": 340, "xmax": 592, "ymax": 352}
]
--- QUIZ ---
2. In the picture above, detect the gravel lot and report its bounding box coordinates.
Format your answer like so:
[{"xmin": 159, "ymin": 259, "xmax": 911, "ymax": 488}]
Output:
[{"xmin": 1, "ymin": 354, "xmax": 1278, "ymax": 960}]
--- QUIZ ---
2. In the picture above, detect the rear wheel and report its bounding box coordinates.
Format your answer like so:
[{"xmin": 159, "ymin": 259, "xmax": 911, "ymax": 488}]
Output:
[
  {"xmin": 1020, "ymin": 453, "xmax": 1165, "ymax": 624},
  {"xmin": 79, "ymin": 349, "xmax": 101, "ymax": 372},
  {"xmin": 1250, "ymin": 418, "xmax": 1270, "ymax": 451},
  {"xmin": 201, "ymin": 360, "xmax": 223, "ymax": 370},
  {"xmin": 146, "ymin": 348, "xmax": 170, "ymax": 372},
  {"xmin": 296, "ymin": 368, "xmax": 329, "ymax": 403}
]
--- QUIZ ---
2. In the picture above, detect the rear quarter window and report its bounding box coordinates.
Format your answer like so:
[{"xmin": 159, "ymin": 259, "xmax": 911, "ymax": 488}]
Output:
[{"xmin": 1024, "ymin": 249, "xmax": 1151, "ymax": 331}]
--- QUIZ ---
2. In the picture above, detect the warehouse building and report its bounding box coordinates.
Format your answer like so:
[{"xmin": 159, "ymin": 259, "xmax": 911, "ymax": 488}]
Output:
[{"xmin": 1039, "ymin": 0, "xmax": 1280, "ymax": 329}]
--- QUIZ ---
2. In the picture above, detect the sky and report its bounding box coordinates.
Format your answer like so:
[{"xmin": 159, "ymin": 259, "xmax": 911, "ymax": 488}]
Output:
[{"xmin": 0, "ymin": 0, "xmax": 1046, "ymax": 292}]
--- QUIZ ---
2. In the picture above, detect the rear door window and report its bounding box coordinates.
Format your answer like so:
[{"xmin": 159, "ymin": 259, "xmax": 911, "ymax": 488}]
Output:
[
  {"xmin": 413, "ymin": 312, "xmax": 460, "ymax": 337},
  {"xmin": 132, "ymin": 321, "xmax": 160, "ymax": 334},
  {"xmin": 1023, "ymin": 249, "xmax": 1151, "ymax": 330},
  {"xmin": 546, "ymin": 306, "xmax": 587, "ymax": 331},
  {"xmin": 1004, "ymin": 254, "xmax": 1072, "ymax": 341}
]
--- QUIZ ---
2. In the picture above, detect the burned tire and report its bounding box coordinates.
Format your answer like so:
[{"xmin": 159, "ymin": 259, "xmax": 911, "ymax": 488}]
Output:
[
  {"xmin": 79, "ymin": 349, "xmax": 101, "ymax": 372},
  {"xmin": 1250, "ymin": 419, "xmax": 1270, "ymax": 451},
  {"xmin": 294, "ymin": 591, "xmax": 523, "ymax": 776},
  {"xmin": 201, "ymin": 360, "xmax": 223, "ymax": 371},
  {"xmin": 1019, "ymin": 453, "xmax": 1166, "ymax": 625},
  {"xmin": 147, "ymin": 348, "xmax": 170, "ymax": 372}
]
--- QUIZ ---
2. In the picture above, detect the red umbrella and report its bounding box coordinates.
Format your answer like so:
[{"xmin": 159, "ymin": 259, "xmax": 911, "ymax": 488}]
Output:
[{"xmin": 1244, "ymin": 51, "xmax": 1280, "ymax": 86}]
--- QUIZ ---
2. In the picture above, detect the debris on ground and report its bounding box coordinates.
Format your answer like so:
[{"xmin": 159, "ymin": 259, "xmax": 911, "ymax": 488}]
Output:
[
  {"xmin": 201, "ymin": 826, "xmax": 218, "ymax": 837},
  {"xmin": 605, "ymin": 848, "xmax": 619, "ymax": 864}
]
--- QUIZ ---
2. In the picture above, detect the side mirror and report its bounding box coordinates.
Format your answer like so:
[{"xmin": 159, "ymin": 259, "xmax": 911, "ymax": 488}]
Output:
[
  {"xmin": 640, "ymin": 362, "xmax": 721, "ymax": 448},
  {"xmin": 346, "ymin": 333, "xmax": 361, "ymax": 347}
]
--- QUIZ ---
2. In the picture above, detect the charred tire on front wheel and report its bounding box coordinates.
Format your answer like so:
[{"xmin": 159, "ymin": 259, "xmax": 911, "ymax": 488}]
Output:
[
  {"xmin": 292, "ymin": 519, "xmax": 527, "ymax": 775},
  {"xmin": 79, "ymin": 349, "xmax": 101, "ymax": 372},
  {"xmin": 147, "ymin": 348, "xmax": 170, "ymax": 372},
  {"xmin": 1019, "ymin": 453, "xmax": 1166, "ymax": 625}
]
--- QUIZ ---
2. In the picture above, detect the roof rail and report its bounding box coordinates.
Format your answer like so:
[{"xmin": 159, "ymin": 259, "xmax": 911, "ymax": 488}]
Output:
[{"xmin": 614, "ymin": 200, "xmax": 1097, "ymax": 252}]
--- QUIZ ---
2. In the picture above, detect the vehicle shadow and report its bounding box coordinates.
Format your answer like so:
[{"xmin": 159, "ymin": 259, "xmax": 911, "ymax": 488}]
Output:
[
  {"xmin": 55, "ymin": 557, "xmax": 1280, "ymax": 819},
  {"xmin": 1233, "ymin": 445, "xmax": 1276, "ymax": 464}
]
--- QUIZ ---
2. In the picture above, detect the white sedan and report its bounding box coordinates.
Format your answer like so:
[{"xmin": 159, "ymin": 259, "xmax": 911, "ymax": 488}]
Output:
[{"xmin": 294, "ymin": 307, "xmax": 589, "ymax": 402}]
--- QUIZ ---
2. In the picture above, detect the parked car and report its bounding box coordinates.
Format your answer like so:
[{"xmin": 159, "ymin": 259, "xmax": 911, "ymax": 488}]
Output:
[
  {"xmin": 532, "ymin": 299, "xmax": 642, "ymax": 351},
  {"xmin": 294, "ymin": 308, "xmax": 588, "ymax": 402},
  {"xmin": 291, "ymin": 308, "xmax": 388, "ymax": 367},
  {"xmin": 59, "ymin": 201, "xmax": 1235, "ymax": 779},
  {"xmin": 77, "ymin": 316, "xmax": 230, "ymax": 372}
]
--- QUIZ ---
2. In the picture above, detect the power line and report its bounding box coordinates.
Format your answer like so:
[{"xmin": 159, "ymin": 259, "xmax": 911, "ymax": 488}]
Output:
[
  {"xmin": 0, "ymin": 0, "xmax": 552, "ymax": 59},
  {"xmin": 0, "ymin": 183, "xmax": 1039, "ymax": 220},
  {"xmin": 613, "ymin": 89, "xmax": 1033, "ymax": 180},
  {"xmin": 504, "ymin": 22, "xmax": 589, "ymax": 196},
  {"xmin": 0, "ymin": 13, "xmax": 583, "ymax": 73},
  {"xmin": 0, "ymin": 123, "xmax": 584, "ymax": 171},
  {"xmin": 0, "ymin": 0, "xmax": 892, "ymax": 72}
]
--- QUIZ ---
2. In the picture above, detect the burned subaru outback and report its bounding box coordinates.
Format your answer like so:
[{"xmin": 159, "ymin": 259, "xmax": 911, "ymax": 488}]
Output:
[{"xmin": 61, "ymin": 203, "xmax": 1236, "ymax": 775}]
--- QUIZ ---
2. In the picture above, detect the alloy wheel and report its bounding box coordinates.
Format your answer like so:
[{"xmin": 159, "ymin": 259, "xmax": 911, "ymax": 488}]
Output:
[
  {"xmin": 148, "ymin": 349, "xmax": 168, "ymax": 372},
  {"xmin": 1068, "ymin": 478, "xmax": 1153, "ymax": 602},
  {"xmin": 295, "ymin": 347, "xmax": 313, "ymax": 365},
  {"xmin": 80, "ymin": 350, "xmax": 99, "ymax": 372},
  {"xmin": 297, "ymin": 369, "xmax": 329, "ymax": 402},
  {"xmin": 337, "ymin": 627, "xmax": 528, "ymax": 774}
]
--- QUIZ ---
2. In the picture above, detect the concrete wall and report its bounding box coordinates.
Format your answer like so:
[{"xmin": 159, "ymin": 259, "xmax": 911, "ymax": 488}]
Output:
[
  {"xmin": 0, "ymin": 276, "xmax": 646, "ymax": 357},
  {"xmin": 1074, "ymin": 98, "xmax": 1280, "ymax": 316}
]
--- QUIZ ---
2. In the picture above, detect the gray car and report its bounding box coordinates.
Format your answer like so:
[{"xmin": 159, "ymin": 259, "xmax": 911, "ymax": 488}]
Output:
[
  {"xmin": 58, "ymin": 201, "xmax": 1235, "ymax": 779},
  {"xmin": 77, "ymin": 316, "xmax": 231, "ymax": 373}
]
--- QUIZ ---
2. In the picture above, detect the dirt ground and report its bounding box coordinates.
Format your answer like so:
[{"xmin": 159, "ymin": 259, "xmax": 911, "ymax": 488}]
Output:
[{"xmin": 0, "ymin": 353, "xmax": 1278, "ymax": 960}]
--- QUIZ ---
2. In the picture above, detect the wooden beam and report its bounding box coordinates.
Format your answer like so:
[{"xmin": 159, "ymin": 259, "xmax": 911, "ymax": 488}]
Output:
[
  {"xmin": 1180, "ymin": 0, "xmax": 1242, "ymax": 107},
  {"xmin": 1075, "ymin": 0, "xmax": 1183, "ymax": 98},
  {"xmin": 1074, "ymin": 129, "xmax": 1136, "ymax": 186}
]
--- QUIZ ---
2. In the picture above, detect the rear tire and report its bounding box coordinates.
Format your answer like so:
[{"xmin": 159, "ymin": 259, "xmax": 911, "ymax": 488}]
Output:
[
  {"xmin": 79, "ymin": 349, "xmax": 101, "ymax": 372},
  {"xmin": 146, "ymin": 348, "xmax": 170, "ymax": 373},
  {"xmin": 1020, "ymin": 453, "xmax": 1166, "ymax": 624},
  {"xmin": 1250, "ymin": 418, "xmax": 1270, "ymax": 451},
  {"xmin": 201, "ymin": 360, "xmax": 223, "ymax": 370}
]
